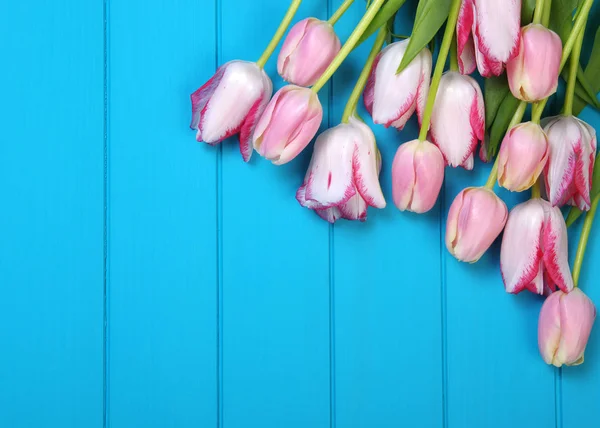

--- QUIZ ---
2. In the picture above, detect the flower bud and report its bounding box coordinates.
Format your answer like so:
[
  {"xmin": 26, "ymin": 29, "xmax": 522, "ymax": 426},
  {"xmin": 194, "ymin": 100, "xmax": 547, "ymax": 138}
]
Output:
[
  {"xmin": 501, "ymin": 199, "xmax": 573, "ymax": 295},
  {"xmin": 543, "ymin": 115, "xmax": 598, "ymax": 211},
  {"xmin": 507, "ymin": 24, "xmax": 562, "ymax": 102},
  {"xmin": 363, "ymin": 40, "xmax": 432, "ymax": 130},
  {"xmin": 277, "ymin": 18, "xmax": 341, "ymax": 87},
  {"xmin": 539, "ymin": 288, "xmax": 596, "ymax": 367},
  {"xmin": 446, "ymin": 187, "xmax": 508, "ymax": 262},
  {"xmin": 429, "ymin": 71, "xmax": 485, "ymax": 170},
  {"xmin": 253, "ymin": 85, "xmax": 323, "ymax": 165},
  {"xmin": 497, "ymin": 122, "xmax": 549, "ymax": 192},
  {"xmin": 391, "ymin": 140, "xmax": 445, "ymax": 213}
]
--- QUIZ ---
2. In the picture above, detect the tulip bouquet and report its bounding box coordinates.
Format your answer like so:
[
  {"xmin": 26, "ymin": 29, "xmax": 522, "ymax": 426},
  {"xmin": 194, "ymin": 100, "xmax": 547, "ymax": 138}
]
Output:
[{"xmin": 189, "ymin": 0, "xmax": 600, "ymax": 366}]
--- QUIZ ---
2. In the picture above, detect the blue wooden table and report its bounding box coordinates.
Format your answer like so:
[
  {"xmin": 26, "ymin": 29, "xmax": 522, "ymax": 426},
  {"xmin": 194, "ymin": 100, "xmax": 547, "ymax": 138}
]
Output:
[{"xmin": 1, "ymin": 1, "xmax": 599, "ymax": 427}]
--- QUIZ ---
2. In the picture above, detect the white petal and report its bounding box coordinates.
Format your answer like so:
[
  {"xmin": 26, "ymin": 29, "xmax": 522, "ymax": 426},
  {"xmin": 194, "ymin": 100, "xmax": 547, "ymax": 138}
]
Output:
[{"xmin": 473, "ymin": 0, "xmax": 521, "ymax": 63}]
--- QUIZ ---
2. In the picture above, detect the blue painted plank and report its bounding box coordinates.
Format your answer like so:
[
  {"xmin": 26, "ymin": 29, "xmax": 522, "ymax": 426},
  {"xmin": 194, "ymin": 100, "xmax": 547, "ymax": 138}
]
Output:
[
  {"xmin": 106, "ymin": 0, "xmax": 217, "ymax": 427},
  {"xmin": 443, "ymin": 166, "xmax": 556, "ymax": 427},
  {"xmin": 219, "ymin": 1, "xmax": 331, "ymax": 427},
  {"xmin": 330, "ymin": 3, "xmax": 444, "ymax": 427},
  {"xmin": 0, "ymin": 1, "xmax": 104, "ymax": 427},
  {"xmin": 562, "ymin": 106, "xmax": 600, "ymax": 428}
]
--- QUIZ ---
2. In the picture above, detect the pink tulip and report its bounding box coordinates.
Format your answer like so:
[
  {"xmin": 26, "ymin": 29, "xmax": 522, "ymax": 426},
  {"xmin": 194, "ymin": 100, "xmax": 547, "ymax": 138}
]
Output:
[
  {"xmin": 539, "ymin": 288, "xmax": 596, "ymax": 367},
  {"xmin": 277, "ymin": 18, "xmax": 341, "ymax": 87},
  {"xmin": 190, "ymin": 60, "xmax": 273, "ymax": 161},
  {"xmin": 391, "ymin": 140, "xmax": 445, "ymax": 213},
  {"xmin": 507, "ymin": 24, "xmax": 562, "ymax": 102},
  {"xmin": 446, "ymin": 187, "xmax": 508, "ymax": 262},
  {"xmin": 253, "ymin": 85, "xmax": 323, "ymax": 165},
  {"xmin": 501, "ymin": 199, "xmax": 573, "ymax": 295},
  {"xmin": 429, "ymin": 71, "xmax": 485, "ymax": 170},
  {"xmin": 543, "ymin": 115, "xmax": 598, "ymax": 211},
  {"xmin": 296, "ymin": 116, "xmax": 386, "ymax": 222},
  {"xmin": 363, "ymin": 40, "xmax": 432, "ymax": 130},
  {"xmin": 457, "ymin": 0, "xmax": 521, "ymax": 77},
  {"xmin": 497, "ymin": 122, "xmax": 549, "ymax": 192}
]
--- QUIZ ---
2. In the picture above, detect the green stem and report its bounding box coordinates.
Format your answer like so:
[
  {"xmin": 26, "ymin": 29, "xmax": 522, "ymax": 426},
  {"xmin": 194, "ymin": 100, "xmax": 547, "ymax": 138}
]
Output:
[
  {"xmin": 312, "ymin": 0, "xmax": 387, "ymax": 93},
  {"xmin": 342, "ymin": 27, "xmax": 387, "ymax": 123},
  {"xmin": 484, "ymin": 101, "xmax": 527, "ymax": 190},
  {"xmin": 542, "ymin": 0, "xmax": 552, "ymax": 26},
  {"xmin": 533, "ymin": 0, "xmax": 545, "ymax": 24},
  {"xmin": 450, "ymin": 34, "xmax": 459, "ymax": 72},
  {"xmin": 531, "ymin": 102, "xmax": 544, "ymax": 123},
  {"xmin": 328, "ymin": 0, "xmax": 355, "ymax": 25},
  {"xmin": 531, "ymin": 0, "xmax": 594, "ymax": 121},
  {"xmin": 531, "ymin": 180, "xmax": 541, "ymax": 199},
  {"xmin": 418, "ymin": 0, "xmax": 462, "ymax": 141},
  {"xmin": 573, "ymin": 196, "xmax": 600, "ymax": 287},
  {"xmin": 256, "ymin": 0, "xmax": 303, "ymax": 69},
  {"xmin": 564, "ymin": 23, "xmax": 586, "ymax": 116}
]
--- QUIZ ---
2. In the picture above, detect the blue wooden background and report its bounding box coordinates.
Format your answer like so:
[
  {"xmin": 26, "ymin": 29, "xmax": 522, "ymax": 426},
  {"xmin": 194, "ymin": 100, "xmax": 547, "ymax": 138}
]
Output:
[{"xmin": 1, "ymin": 1, "xmax": 600, "ymax": 427}]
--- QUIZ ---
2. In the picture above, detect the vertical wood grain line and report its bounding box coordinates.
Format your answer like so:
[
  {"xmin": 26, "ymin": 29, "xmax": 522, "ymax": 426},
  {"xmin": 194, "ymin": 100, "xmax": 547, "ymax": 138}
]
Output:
[
  {"xmin": 327, "ymin": 3, "xmax": 336, "ymax": 428},
  {"xmin": 555, "ymin": 368, "xmax": 563, "ymax": 428},
  {"xmin": 215, "ymin": 0, "xmax": 224, "ymax": 427},
  {"xmin": 103, "ymin": 0, "xmax": 110, "ymax": 426},
  {"xmin": 440, "ymin": 184, "xmax": 448, "ymax": 428}
]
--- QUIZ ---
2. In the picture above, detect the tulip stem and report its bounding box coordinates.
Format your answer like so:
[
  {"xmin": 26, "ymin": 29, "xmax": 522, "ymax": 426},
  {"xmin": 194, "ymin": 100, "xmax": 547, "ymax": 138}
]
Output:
[
  {"xmin": 533, "ymin": 0, "xmax": 545, "ymax": 24},
  {"xmin": 531, "ymin": 0, "xmax": 594, "ymax": 119},
  {"xmin": 573, "ymin": 195, "xmax": 600, "ymax": 287},
  {"xmin": 564, "ymin": 22, "xmax": 586, "ymax": 116},
  {"xmin": 342, "ymin": 27, "xmax": 387, "ymax": 123},
  {"xmin": 531, "ymin": 180, "xmax": 541, "ymax": 199},
  {"xmin": 418, "ymin": 0, "xmax": 462, "ymax": 142},
  {"xmin": 312, "ymin": 0, "xmax": 387, "ymax": 93},
  {"xmin": 450, "ymin": 34, "xmax": 459, "ymax": 72},
  {"xmin": 484, "ymin": 101, "xmax": 527, "ymax": 190},
  {"xmin": 329, "ymin": 0, "xmax": 355, "ymax": 25},
  {"xmin": 256, "ymin": 0, "xmax": 303, "ymax": 69}
]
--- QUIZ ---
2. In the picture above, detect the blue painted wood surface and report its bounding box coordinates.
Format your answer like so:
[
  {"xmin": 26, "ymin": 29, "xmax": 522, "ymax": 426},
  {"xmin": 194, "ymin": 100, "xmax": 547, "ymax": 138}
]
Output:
[{"xmin": 1, "ymin": 1, "xmax": 599, "ymax": 427}]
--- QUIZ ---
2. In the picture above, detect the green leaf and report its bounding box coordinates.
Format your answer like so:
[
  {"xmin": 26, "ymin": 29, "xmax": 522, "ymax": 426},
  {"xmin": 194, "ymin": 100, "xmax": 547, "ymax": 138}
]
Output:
[
  {"xmin": 573, "ymin": 27, "xmax": 600, "ymax": 116},
  {"xmin": 484, "ymin": 75, "xmax": 511, "ymax": 131},
  {"xmin": 521, "ymin": 0, "xmax": 537, "ymax": 24},
  {"xmin": 566, "ymin": 154, "xmax": 600, "ymax": 226},
  {"xmin": 576, "ymin": 66, "xmax": 600, "ymax": 108},
  {"xmin": 357, "ymin": 0, "xmax": 410, "ymax": 46},
  {"xmin": 487, "ymin": 92, "xmax": 520, "ymax": 159},
  {"xmin": 548, "ymin": 0, "xmax": 579, "ymax": 43},
  {"xmin": 396, "ymin": 0, "xmax": 451, "ymax": 73}
]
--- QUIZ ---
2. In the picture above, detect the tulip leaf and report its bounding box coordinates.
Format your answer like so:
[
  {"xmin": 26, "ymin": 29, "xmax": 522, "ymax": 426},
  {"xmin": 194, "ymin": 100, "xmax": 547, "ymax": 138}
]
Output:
[
  {"xmin": 521, "ymin": 0, "xmax": 537, "ymax": 24},
  {"xmin": 566, "ymin": 154, "xmax": 600, "ymax": 226},
  {"xmin": 573, "ymin": 27, "xmax": 600, "ymax": 116},
  {"xmin": 358, "ymin": 0, "xmax": 410, "ymax": 46},
  {"xmin": 396, "ymin": 0, "xmax": 451, "ymax": 73},
  {"xmin": 549, "ymin": 0, "xmax": 579, "ymax": 43},
  {"xmin": 484, "ymin": 75, "xmax": 511, "ymax": 131},
  {"xmin": 487, "ymin": 91, "xmax": 520, "ymax": 159}
]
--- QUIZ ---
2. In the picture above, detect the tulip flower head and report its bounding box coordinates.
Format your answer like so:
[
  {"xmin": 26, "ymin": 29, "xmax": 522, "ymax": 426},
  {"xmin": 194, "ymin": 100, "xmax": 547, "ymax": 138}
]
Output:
[
  {"xmin": 501, "ymin": 199, "xmax": 573, "ymax": 295},
  {"xmin": 296, "ymin": 116, "xmax": 386, "ymax": 223},
  {"xmin": 253, "ymin": 85, "xmax": 323, "ymax": 165},
  {"xmin": 363, "ymin": 40, "xmax": 432, "ymax": 130},
  {"xmin": 391, "ymin": 139, "xmax": 445, "ymax": 213},
  {"xmin": 457, "ymin": 0, "xmax": 522, "ymax": 77},
  {"xmin": 539, "ymin": 288, "xmax": 596, "ymax": 367},
  {"xmin": 543, "ymin": 115, "xmax": 598, "ymax": 211},
  {"xmin": 446, "ymin": 187, "xmax": 508, "ymax": 262},
  {"xmin": 277, "ymin": 18, "xmax": 341, "ymax": 87},
  {"xmin": 190, "ymin": 60, "xmax": 273, "ymax": 161},
  {"xmin": 497, "ymin": 122, "xmax": 549, "ymax": 192},
  {"xmin": 507, "ymin": 24, "xmax": 562, "ymax": 102},
  {"xmin": 429, "ymin": 71, "xmax": 485, "ymax": 170}
]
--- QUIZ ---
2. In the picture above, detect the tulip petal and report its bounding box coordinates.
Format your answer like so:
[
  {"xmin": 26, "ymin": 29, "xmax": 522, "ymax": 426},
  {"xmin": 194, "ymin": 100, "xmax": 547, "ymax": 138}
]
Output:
[
  {"xmin": 457, "ymin": 0, "xmax": 476, "ymax": 75},
  {"xmin": 544, "ymin": 118, "xmax": 579, "ymax": 207},
  {"xmin": 300, "ymin": 125, "xmax": 356, "ymax": 209},
  {"xmin": 500, "ymin": 200, "xmax": 545, "ymax": 294},
  {"xmin": 315, "ymin": 206, "xmax": 343, "ymax": 223},
  {"xmin": 239, "ymin": 74, "xmax": 273, "ymax": 162},
  {"xmin": 339, "ymin": 192, "xmax": 368, "ymax": 222},
  {"xmin": 363, "ymin": 53, "xmax": 381, "ymax": 117},
  {"xmin": 277, "ymin": 18, "xmax": 312, "ymax": 80},
  {"xmin": 538, "ymin": 291, "xmax": 562, "ymax": 365},
  {"xmin": 542, "ymin": 205, "xmax": 574, "ymax": 293},
  {"xmin": 473, "ymin": 0, "xmax": 521, "ymax": 64},
  {"xmin": 351, "ymin": 118, "xmax": 386, "ymax": 209},
  {"xmin": 556, "ymin": 289, "xmax": 596, "ymax": 366},
  {"xmin": 275, "ymin": 106, "xmax": 323, "ymax": 165}
]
